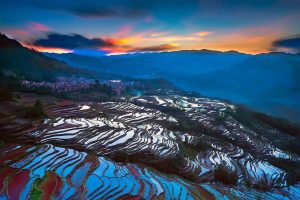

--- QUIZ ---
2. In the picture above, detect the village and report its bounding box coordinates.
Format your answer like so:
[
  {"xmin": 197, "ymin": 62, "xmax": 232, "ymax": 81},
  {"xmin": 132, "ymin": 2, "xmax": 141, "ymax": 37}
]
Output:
[{"xmin": 21, "ymin": 77, "xmax": 143, "ymax": 95}]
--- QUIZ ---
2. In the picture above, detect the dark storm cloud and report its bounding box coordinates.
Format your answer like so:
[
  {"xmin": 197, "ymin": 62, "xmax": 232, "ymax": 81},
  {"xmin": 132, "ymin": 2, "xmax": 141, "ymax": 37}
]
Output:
[
  {"xmin": 272, "ymin": 35, "xmax": 300, "ymax": 52},
  {"xmin": 32, "ymin": 33, "xmax": 114, "ymax": 49},
  {"xmin": 27, "ymin": 0, "xmax": 148, "ymax": 18},
  {"xmin": 25, "ymin": 0, "xmax": 300, "ymax": 17},
  {"xmin": 54, "ymin": 5, "xmax": 146, "ymax": 19},
  {"xmin": 22, "ymin": 0, "xmax": 202, "ymax": 20}
]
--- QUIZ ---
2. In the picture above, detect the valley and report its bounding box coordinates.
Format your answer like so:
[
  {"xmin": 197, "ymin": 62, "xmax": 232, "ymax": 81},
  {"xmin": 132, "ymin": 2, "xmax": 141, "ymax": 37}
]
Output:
[
  {"xmin": 0, "ymin": 33, "xmax": 299, "ymax": 199},
  {"xmin": 48, "ymin": 51, "xmax": 300, "ymax": 124}
]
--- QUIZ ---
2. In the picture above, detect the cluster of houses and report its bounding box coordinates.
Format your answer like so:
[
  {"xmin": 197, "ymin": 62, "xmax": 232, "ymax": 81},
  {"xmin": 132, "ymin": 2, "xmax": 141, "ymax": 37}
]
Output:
[
  {"xmin": 21, "ymin": 77, "xmax": 95, "ymax": 92},
  {"xmin": 21, "ymin": 77, "xmax": 143, "ymax": 95}
]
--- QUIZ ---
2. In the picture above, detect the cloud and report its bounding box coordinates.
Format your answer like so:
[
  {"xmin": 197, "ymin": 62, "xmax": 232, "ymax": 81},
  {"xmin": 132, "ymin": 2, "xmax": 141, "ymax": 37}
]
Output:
[
  {"xmin": 28, "ymin": 0, "xmax": 147, "ymax": 18},
  {"xmin": 192, "ymin": 31, "xmax": 212, "ymax": 37},
  {"xmin": 32, "ymin": 33, "xmax": 114, "ymax": 49},
  {"xmin": 24, "ymin": 0, "xmax": 202, "ymax": 20},
  {"xmin": 27, "ymin": 22, "xmax": 49, "ymax": 32},
  {"xmin": 272, "ymin": 35, "xmax": 300, "ymax": 52},
  {"xmin": 101, "ymin": 43, "xmax": 177, "ymax": 54},
  {"xmin": 2, "ymin": 29, "xmax": 29, "ymax": 36},
  {"xmin": 60, "ymin": 6, "xmax": 146, "ymax": 18},
  {"xmin": 130, "ymin": 44, "xmax": 178, "ymax": 52},
  {"xmin": 30, "ymin": 32, "xmax": 177, "ymax": 53},
  {"xmin": 149, "ymin": 32, "xmax": 169, "ymax": 37},
  {"xmin": 111, "ymin": 25, "xmax": 133, "ymax": 38}
]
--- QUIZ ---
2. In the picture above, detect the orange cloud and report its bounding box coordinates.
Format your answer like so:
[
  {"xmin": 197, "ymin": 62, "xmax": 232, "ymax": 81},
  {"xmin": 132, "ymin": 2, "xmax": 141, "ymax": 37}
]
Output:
[
  {"xmin": 193, "ymin": 31, "xmax": 212, "ymax": 37},
  {"xmin": 142, "ymin": 35, "xmax": 204, "ymax": 44},
  {"xmin": 99, "ymin": 27, "xmax": 211, "ymax": 53},
  {"xmin": 130, "ymin": 43, "xmax": 179, "ymax": 52},
  {"xmin": 102, "ymin": 26, "xmax": 148, "ymax": 48},
  {"xmin": 101, "ymin": 43, "xmax": 178, "ymax": 53},
  {"xmin": 187, "ymin": 26, "xmax": 283, "ymax": 54},
  {"xmin": 100, "ymin": 46, "xmax": 129, "ymax": 53},
  {"xmin": 19, "ymin": 21, "xmax": 284, "ymax": 55}
]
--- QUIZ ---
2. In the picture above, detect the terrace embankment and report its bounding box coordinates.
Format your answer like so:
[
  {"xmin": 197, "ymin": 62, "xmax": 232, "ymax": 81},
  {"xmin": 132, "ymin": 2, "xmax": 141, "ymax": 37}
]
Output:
[{"xmin": 1, "ymin": 94, "xmax": 300, "ymax": 199}]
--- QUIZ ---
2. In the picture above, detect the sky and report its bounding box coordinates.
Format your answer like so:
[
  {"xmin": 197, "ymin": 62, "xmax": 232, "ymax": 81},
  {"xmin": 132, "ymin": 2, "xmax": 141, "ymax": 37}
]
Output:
[{"xmin": 1, "ymin": 0, "xmax": 300, "ymax": 55}]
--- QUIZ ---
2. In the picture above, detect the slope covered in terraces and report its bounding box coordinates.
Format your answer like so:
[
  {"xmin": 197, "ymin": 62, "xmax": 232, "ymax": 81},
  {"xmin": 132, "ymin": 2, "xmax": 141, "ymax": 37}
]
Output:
[{"xmin": 0, "ymin": 94, "xmax": 300, "ymax": 199}]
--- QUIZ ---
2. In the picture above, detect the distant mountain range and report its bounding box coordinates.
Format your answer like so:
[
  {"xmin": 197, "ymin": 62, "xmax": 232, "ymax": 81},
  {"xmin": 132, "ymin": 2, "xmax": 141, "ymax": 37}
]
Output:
[
  {"xmin": 184, "ymin": 52, "xmax": 300, "ymax": 123},
  {"xmin": 46, "ymin": 50, "xmax": 250, "ymax": 78},
  {"xmin": 46, "ymin": 50, "xmax": 300, "ymax": 124}
]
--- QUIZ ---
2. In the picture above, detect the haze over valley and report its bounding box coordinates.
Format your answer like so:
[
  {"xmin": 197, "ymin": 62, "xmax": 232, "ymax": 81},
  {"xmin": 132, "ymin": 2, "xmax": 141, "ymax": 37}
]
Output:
[{"xmin": 48, "ymin": 51, "xmax": 300, "ymax": 123}]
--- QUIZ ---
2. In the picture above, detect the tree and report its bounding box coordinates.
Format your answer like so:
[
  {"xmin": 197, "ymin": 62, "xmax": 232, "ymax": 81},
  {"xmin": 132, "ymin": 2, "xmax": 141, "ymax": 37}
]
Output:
[
  {"xmin": 0, "ymin": 87, "xmax": 13, "ymax": 101},
  {"xmin": 27, "ymin": 99, "xmax": 47, "ymax": 119},
  {"xmin": 94, "ymin": 79, "xmax": 100, "ymax": 86},
  {"xmin": 214, "ymin": 164, "xmax": 237, "ymax": 185}
]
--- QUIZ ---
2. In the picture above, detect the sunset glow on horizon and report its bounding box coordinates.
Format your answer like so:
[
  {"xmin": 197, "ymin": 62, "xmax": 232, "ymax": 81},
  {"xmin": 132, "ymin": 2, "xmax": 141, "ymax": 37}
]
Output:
[{"xmin": 23, "ymin": 43, "xmax": 73, "ymax": 54}]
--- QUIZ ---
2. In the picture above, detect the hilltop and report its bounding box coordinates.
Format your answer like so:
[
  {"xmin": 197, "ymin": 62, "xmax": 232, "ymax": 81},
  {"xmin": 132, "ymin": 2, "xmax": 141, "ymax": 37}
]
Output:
[{"xmin": 0, "ymin": 33, "xmax": 92, "ymax": 81}]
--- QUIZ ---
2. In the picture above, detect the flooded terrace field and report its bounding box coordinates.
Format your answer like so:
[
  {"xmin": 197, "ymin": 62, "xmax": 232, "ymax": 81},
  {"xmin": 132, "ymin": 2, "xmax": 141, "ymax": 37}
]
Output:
[{"xmin": 1, "ymin": 95, "xmax": 300, "ymax": 199}]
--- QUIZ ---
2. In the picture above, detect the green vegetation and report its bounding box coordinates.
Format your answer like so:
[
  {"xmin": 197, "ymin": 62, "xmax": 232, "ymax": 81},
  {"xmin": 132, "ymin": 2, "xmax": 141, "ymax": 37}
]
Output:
[
  {"xmin": 26, "ymin": 99, "xmax": 47, "ymax": 119},
  {"xmin": 91, "ymin": 80, "xmax": 113, "ymax": 96},
  {"xmin": 142, "ymin": 78, "xmax": 176, "ymax": 90},
  {"xmin": 214, "ymin": 164, "xmax": 237, "ymax": 185},
  {"xmin": 0, "ymin": 72, "xmax": 19, "ymax": 101},
  {"xmin": 253, "ymin": 112, "xmax": 300, "ymax": 137},
  {"xmin": 30, "ymin": 177, "xmax": 43, "ymax": 200},
  {"xmin": 0, "ymin": 87, "xmax": 13, "ymax": 101},
  {"xmin": 0, "ymin": 33, "xmax": 117, "ymax": 103},
  {"xmin": 253, "ymin": 177, "xmax": 269, "ymax": 191},
  {"xmin": 178, "ymin": 142, "xmax": 198, "ymax": 159}
]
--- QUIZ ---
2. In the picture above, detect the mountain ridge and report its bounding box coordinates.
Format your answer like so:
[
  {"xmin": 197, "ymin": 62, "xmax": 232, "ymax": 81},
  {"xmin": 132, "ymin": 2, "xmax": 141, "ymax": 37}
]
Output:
[
  {"xmin": 46, "ymin": 50, "xmax": 300, "ymax": 123},
  {"xmin": 0, "ymin": 33, "xmax": 93, "ymax": 81}
]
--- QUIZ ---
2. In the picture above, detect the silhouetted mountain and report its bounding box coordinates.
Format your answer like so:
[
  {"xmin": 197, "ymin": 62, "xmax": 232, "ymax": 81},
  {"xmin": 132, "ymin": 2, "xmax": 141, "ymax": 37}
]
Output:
[
  {"xmin": 0, "ymin": 34, "xmax": 23, "ymax": 48},
  {"xmin": 0, "ymin": 33, "xmax": 87, "ymax": 81}
]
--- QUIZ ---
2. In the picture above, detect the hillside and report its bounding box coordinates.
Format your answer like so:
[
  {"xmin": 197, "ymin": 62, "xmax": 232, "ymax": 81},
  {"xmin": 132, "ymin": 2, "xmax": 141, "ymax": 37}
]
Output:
[
  {"xmin": 186, "ymin": 53, "xmax": 300, "ymax": 123},
  {"xmin": 47, "ymin": 51, "xmax": 300, "ymax": 123},
  {"xmin": 0, "ymin": 34, "xmax": 85, "ymax": 81},
  {"xmin": 1, "ymin": 94, "xmax": 300, "ymax": 199}
]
